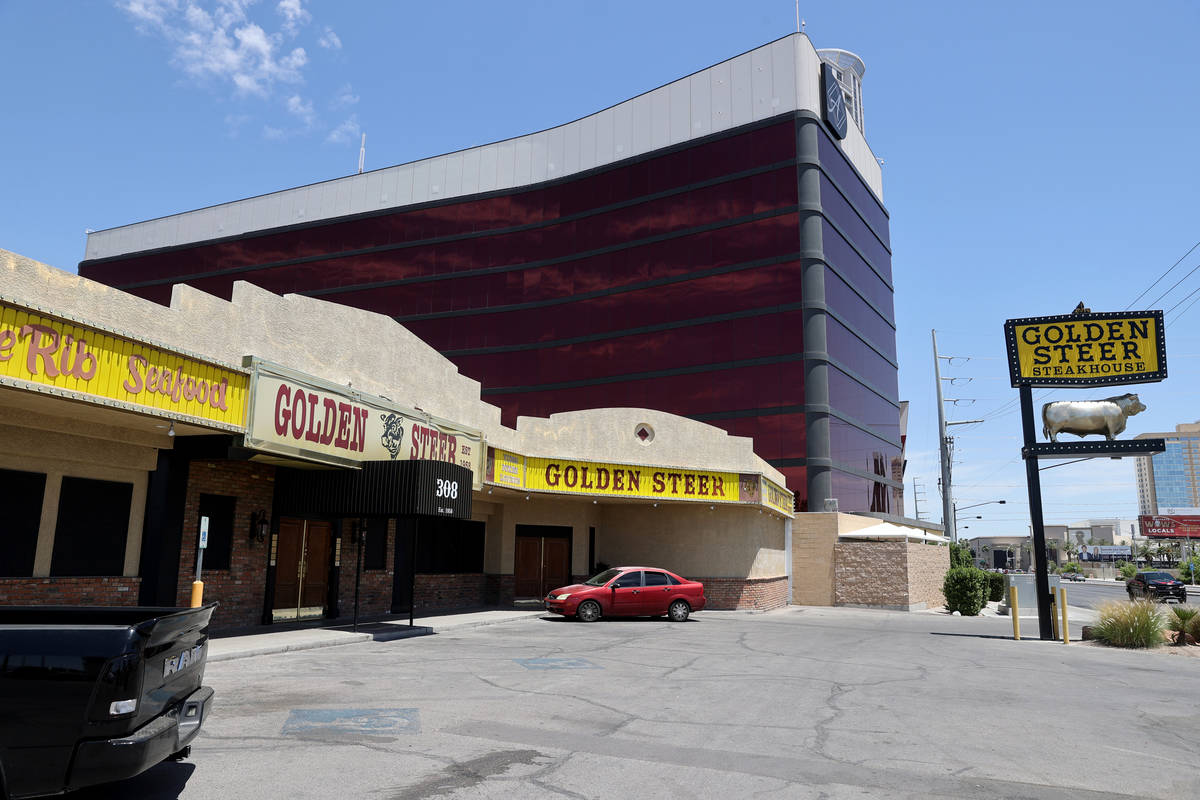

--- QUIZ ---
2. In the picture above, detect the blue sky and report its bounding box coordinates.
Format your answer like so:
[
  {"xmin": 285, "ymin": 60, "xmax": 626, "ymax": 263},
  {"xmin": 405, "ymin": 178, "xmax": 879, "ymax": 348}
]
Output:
[{"xmin": 2, "ymin": 1, "xmax": 1198, "ymax": 539}]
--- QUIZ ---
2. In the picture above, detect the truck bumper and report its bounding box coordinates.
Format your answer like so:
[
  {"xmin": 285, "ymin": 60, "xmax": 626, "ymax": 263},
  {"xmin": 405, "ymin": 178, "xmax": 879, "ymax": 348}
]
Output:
[{"xmin": 68, "ymin": 685, "xmax": 214, "ymax": 790}]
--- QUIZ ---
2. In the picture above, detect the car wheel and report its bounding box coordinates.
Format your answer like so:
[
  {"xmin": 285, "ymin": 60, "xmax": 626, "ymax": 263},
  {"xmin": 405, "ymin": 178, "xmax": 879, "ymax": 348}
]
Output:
[
  {"xmin": 667, "ymin": 599, "xmax": 690, "ymax": 622},
  {"xmin": 576, "ymin": 600, "xmax": 602, "ymax": 623}
]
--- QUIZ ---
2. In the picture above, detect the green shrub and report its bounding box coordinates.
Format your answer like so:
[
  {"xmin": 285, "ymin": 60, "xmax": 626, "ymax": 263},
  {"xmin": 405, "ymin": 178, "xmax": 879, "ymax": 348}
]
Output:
[
  {"xmin": 949, "ymin": 542, "xmax": 973, "ymax": 569},
  {"xmin": 1092, "ymin": 599, "xmax": 1165, "ymax": 648},
  {"xmin": 1118, "ymin": 562, "xmax": 1138, "ymax": 580},
  {"xmin": 985, "ymin": 571, "xmax": 1004, "ymax": 603},
  {"xmin": 1178, "ymin": 558, "xmax": 1200, "ymax": 584},
  {"xmin": 1061, "ymin": 561, "xmax": 1082, "ymax": 574},
  {"xmin": 1166, "ymin": 605, "xmax": 1200, "ymax": 645},
  {"xmin": 943, "ymin": 567, "xmax": 986, "ymax": 616}
]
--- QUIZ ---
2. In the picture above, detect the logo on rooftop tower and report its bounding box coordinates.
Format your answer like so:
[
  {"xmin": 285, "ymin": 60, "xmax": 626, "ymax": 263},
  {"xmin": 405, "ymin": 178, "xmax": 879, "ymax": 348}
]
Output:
[{"xmin": 821, "ymin": 62, "xmax": 848, "ymax": 140}]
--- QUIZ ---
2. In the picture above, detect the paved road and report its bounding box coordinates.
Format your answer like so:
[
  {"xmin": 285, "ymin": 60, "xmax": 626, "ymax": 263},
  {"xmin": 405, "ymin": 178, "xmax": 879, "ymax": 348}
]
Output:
[
  {"xmin": 1065, "ymin": 579, "xmax": 1197, "ymax": 609},
  {"xmin": 70, "ymin": 607, "xmax": 1200, "ymax": 799}
]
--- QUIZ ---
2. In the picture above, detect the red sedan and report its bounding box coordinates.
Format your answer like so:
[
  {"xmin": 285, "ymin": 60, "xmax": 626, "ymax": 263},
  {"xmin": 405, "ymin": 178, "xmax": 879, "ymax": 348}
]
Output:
[{"xmin": 544, "ymin": 566, "xmax": 706, "ymax": 622}]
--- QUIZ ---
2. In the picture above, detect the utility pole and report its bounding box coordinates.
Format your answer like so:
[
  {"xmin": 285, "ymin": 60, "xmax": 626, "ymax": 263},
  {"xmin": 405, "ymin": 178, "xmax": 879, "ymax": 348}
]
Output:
[
  {"xmin": 911, "ymin": 478, "xmax": 925, "ymax": 521},
  {"xmin": 933, "ymin": 330, "xmax": 955, "ymax": 542},
  {"xmin": 932, "ymin": 330, "xmax": 984, "ymax": 543}
]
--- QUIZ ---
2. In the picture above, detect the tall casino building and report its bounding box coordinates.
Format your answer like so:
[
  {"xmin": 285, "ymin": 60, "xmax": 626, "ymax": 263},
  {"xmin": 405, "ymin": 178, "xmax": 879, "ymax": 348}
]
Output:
[{"xmin": 80, "ymin": 33, "xmax": 901, "ymax": 514}]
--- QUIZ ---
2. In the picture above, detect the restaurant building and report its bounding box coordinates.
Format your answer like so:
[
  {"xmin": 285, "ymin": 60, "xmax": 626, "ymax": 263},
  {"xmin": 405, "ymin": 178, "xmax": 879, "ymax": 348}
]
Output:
[
  {"xmin": 78, "ymin": 32, "xmax": 902, "ymax": 518},
  {"xmin": 1, "ymin": 250, "xmax": 794, "ymax": 631}
]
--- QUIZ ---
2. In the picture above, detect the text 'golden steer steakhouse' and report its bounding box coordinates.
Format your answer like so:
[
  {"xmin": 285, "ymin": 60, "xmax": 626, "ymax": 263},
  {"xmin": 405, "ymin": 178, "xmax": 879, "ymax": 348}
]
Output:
[{"xmin": 1041, "ymin": 393, "xmax": 1146, "ymax": 442}]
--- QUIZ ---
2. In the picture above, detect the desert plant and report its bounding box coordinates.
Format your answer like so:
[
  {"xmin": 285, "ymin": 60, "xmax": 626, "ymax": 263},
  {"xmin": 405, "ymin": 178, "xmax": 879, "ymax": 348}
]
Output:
[
  {"xmin": 1091, "ymin": 599, "xmax": 1165, "ymax": 648},
  {"xmin": 1189, "ymin": 613, "xmax": 1200, "ymax": 642},
  {"xmin": 943, "ymin": 567, "xmax": 986, "ymax": 616},
  {"xmin": 1166, "ymin": 605, "xmax": 1200, "ymax": 646}
]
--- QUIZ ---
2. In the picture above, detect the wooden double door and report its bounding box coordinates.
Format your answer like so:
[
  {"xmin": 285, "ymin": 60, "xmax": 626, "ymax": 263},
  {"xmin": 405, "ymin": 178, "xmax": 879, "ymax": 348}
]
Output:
[
  {"xmin": 514, "ymin": 525, "xmax": 572, "ymax": 598},
  {"xmin": 273, "ymin": 517, "xmax": 333, "ymax": 622}
]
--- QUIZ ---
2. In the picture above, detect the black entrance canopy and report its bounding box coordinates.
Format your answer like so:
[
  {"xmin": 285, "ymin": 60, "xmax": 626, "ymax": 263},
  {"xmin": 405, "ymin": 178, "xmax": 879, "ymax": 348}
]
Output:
[{"xmin": 274, "ymin": 459, "xmax": 473, "ymax": 519}]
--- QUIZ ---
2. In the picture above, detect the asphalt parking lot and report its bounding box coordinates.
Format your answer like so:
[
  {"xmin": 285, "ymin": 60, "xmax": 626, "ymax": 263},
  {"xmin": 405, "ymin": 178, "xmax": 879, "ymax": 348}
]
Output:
[{"xmin": 79, "ymin": 606, "xmax": 1200, "ymax": 799}]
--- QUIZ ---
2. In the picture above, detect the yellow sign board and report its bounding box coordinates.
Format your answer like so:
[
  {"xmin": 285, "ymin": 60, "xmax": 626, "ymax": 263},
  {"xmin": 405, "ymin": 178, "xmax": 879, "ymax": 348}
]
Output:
[
  {"xmin": 486, "ymin": 447, "xmax": 793, "ymax": 515},
  {"xmin": 1004, "ymin": 310, "xmax": 1166, "ymax": 387},
  {"xmin": 0, "ymin": 300, "xmax": 247, "ymax": 428}
]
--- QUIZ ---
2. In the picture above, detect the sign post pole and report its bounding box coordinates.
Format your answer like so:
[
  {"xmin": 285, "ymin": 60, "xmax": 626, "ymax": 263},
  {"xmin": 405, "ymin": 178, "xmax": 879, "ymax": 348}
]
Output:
[
  {"xmin": 191, "ymin": 515, "xmax": 209, "ymax": 608},
  {"xmin": 1019, "ymin": 386, "xmax": 1055, "ymax": 640}
]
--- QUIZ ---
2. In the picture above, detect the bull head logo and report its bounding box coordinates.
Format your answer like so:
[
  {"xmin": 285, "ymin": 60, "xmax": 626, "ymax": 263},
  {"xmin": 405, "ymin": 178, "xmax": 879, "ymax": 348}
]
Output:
[{"xmin": 380, "ymin": 413, "xmax": 405, "ymax": 460}]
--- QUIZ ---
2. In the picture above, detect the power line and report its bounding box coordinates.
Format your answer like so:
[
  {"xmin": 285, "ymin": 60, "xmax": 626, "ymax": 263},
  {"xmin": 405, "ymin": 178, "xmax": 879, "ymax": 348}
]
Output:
[{"xmin": 1124, "ymin": 239, "xmax": 1200, "ymax": 310}]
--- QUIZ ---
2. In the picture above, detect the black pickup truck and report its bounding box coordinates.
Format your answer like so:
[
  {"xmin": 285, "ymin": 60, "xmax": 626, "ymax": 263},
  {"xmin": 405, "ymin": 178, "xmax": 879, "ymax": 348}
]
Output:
[{"xmin": 0, "ymin": 604, "xmax": 216, "ymax": 799}]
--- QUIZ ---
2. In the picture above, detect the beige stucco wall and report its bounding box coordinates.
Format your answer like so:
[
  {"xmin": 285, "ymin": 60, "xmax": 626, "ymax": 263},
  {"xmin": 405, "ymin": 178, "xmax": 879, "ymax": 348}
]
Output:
[
  {"xmin": 1, "ymin": 250, "xmax": 786, "ymax": 487},
  {"xmin": 598, "ymin": 503, "xmax": 784, "ymax": 579}
]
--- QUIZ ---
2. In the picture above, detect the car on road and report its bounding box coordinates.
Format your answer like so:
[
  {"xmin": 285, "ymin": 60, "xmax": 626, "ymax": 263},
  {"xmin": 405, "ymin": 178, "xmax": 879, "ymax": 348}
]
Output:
[
  {"xmin": 1061, "ymin": 572, "xmax": 1086, "ymax": 581},
  {"xmin": 1126, "ymin": 571, "xmax": 1188, "ymax": 603},
  {"xmin": 544, "ymin": 566, "xmax": 706, "ymax": 622}
]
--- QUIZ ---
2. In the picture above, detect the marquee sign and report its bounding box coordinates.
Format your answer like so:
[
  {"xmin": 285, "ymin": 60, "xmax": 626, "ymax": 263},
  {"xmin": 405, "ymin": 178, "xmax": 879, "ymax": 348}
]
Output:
[
  {"xmin": 485, "ymin": 447, "xmax": 794, "ymax": 516},
  {"xmin": 0, "ymin": 298, "xmax": 247, "ymax": 429},
  {"xmin": 1004, "ymin": 310, "xmax": 1166, "ymax": 387},
  {"xmin": 1140, "ymin": 514, "xmax": 1200, "ymax": 539},
  {"xmin": 245, "ymin": 359, "xmax": 481, "ymax": 486}
]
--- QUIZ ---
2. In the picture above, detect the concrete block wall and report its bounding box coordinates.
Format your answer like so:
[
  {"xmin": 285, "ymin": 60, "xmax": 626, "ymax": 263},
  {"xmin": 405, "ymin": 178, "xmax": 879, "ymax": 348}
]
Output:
[
  {"xmin": 833, "ymin": 541, "xmax": 911, "ymax": 608},
  {"xmin": 906, "ymin": 542, "xmax": 948, "ymax": 609}
]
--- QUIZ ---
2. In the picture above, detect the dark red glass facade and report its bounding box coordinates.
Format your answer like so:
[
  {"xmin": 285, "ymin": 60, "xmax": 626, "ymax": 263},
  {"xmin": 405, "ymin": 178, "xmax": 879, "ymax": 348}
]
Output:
[{"xmin": 81, "ymin": 113, "xmax": 901, "ymax": 512}]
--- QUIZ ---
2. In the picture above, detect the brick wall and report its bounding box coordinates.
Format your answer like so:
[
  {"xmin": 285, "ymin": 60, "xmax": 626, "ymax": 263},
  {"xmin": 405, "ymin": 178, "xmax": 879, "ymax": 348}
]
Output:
[
  {"xmin": 485, "ymin": 574, "xmax": 515, "ymax": 606},
  {"xmin": 906, "ymin": 542, "xmax": 948, "ymax": 609},
  {"xmin": 699, "ymin": 575, "xmax": 787, "ymax": 610},
  {"xmin": 175, "ymin": 460, "xmax": 276, "ymax": 631},
  {"xmin": 414, "ymin": 573, "xmax": 487, "ymax": 610},
  {"xmin": 337, "ymin": 519, "xmax": 395, "ymax": 618},
  {"xmin": 0, "ymin": 577, "xmax": 141, "ymax": 605},
  {"xmin": 834, "ymin": 540, "xmax": 911, "ymax": 608}
]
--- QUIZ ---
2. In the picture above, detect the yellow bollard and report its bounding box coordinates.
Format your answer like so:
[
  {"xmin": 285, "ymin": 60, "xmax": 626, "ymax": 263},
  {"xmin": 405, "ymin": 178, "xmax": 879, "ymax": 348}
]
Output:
[
  {"xmin": 190, "ymin": 580, "xmax": 204, "ymax": 608},
  {"xmin": 1059, "ymin": 586, "xmax": 1070, "ymax": 644},
  {"xmin": 1009, "ymin": 585, "xmax": 1020, "ymax": 640}
]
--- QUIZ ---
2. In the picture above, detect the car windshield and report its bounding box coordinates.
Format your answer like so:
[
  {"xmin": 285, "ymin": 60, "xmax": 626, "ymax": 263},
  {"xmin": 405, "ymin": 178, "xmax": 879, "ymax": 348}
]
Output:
[
  {"xmin": 1142, "ymin": 572, "xmax": 1173, "ymax": 581},
  {"xmin": 584, "ymin": 568, "xmax": 623, "ymax": 586}
]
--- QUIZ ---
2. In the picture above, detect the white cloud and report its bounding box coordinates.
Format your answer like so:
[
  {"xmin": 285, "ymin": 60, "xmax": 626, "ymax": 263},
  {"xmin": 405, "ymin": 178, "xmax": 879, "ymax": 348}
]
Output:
[
  {"xmin": 318, "ymin": 26, "xmax": 341, "ymax": 50},
  {"xmin": 277, "ymin": 0, "xmax": 310, "ymax": 35},
  {"xmin": 120, "ymin": 0, "xmax": 310, "ymax": 97},
  {"xmin": 286, "ymin": 94, "xmax": 315, "ymax": 127},
  {"xmin": 326, "ymin": 114, "xmax": 360, "ymax": 145},
  {"xmin": 262, "ymin": 124, "xmax": 286, "ymax": 140},
  {"xmin": 333, "ymin": 83, "xmax": 359, "ymax": 108}
]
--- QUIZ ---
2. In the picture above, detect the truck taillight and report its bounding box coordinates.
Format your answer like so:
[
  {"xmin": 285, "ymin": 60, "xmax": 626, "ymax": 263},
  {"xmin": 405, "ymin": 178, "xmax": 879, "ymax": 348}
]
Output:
[{"xmin": 89, "ymin": 653, "xmax": 142, "ymax": 721}]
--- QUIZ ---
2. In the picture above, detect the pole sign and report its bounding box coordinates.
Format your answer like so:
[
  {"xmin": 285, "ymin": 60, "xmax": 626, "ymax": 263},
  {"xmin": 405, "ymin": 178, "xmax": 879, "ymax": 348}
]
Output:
[
  {"xmin": 1004, "ymin": 310, "xmax": 1166, "ymax": 387},
  {"xmin": 198, "ymin": 516, "xmax": 209, "ymax": 549},
  {"xmin": 1003, "ymin": 306, "xmax": 1168, "ymax": 641}
]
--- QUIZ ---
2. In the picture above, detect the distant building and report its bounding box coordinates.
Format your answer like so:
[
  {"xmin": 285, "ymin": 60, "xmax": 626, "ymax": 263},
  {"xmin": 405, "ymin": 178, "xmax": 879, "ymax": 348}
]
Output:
[{"xmin": 1136, "ymin": 422, "xmax": 1200, "ymax": 516}]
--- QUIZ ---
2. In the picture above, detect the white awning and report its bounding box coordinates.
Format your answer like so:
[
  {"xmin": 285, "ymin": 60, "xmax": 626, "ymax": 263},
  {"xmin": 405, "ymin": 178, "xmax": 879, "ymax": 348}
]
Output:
[{"xmin": 838, "ymin": 522, "xmax": 950, "ymax": 544}]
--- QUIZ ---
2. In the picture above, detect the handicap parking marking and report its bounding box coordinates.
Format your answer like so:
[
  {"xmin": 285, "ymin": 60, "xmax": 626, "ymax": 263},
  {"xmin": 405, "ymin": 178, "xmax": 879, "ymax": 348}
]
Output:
[
  {"xmin": 281, "ymin": 708, "xmax": 421, "ymax": 736},
  {"xmin": 514, "ymin": 657, "xmax": 601, "ymax": 670}
]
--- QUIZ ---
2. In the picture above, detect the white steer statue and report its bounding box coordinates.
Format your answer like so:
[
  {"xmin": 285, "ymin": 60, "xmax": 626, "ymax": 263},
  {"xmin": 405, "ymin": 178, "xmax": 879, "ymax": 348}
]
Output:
[{"xmin": 1041, "ymin": 393, "xmax": 1146, "ymax": 442}]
